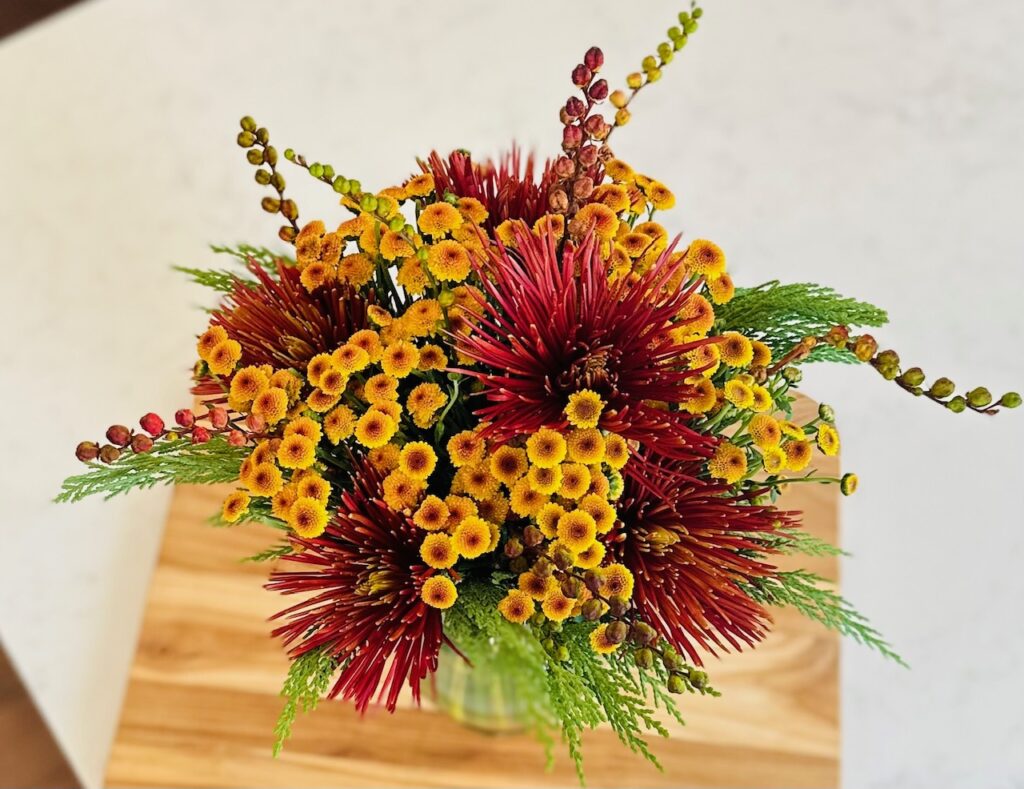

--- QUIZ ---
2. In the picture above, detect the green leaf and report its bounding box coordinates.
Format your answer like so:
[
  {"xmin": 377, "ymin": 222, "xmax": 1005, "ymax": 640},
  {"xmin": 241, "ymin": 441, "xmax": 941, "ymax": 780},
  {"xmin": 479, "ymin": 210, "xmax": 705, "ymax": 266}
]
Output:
[{"xmin": 273, "ymin": 647, "xmax": 337, "ymax": 756}]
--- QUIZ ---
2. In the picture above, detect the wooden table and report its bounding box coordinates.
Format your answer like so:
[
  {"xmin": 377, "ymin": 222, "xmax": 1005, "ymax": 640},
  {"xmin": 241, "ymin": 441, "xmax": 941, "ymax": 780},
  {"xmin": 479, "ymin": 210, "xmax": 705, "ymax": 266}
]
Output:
[{"xmin": 105, "ymin": 398, "xmax": 839, "ymax": 787}]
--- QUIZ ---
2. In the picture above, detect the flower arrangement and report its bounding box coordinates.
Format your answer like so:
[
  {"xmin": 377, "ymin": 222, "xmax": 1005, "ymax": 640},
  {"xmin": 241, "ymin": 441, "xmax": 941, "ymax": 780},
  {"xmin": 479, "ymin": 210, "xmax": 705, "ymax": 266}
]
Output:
[{"xmin": 59, "ymin": 5, "xmax": 1018, "ymax": 781}]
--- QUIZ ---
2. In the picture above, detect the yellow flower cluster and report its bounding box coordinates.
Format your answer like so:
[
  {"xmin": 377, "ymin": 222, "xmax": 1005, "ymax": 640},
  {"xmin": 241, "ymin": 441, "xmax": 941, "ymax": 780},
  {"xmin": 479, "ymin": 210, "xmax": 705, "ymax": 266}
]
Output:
[{"xmin": 707, "ymin": 415, "xmax": 841, "ymax": 484}]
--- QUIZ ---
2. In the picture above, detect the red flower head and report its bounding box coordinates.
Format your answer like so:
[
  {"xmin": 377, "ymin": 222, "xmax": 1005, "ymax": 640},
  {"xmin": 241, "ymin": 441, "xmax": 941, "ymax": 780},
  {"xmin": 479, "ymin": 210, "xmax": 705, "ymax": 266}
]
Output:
[
  {"xmin": 424, "ymin": 147, "xmax": 556, "ymax": 232},
  {"xmin": 612, "ymin": 452, "xmax": 798, "ymax": 664},
  {"xmin": 267, "ymin": 456, "xmax": 445, "ymax": 712},
  {"xmin": 453, "ymin": 229, "xmax": 716, "ymax": 462}
]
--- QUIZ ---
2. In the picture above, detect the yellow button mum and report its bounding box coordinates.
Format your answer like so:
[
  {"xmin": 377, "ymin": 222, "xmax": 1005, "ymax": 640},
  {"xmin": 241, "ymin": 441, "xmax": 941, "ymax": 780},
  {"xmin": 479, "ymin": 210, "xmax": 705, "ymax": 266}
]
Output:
[
  {"xmin": 277, "ymin": 434, "xmax": 316, "ymax": 470},
  {"xmin": 564, "ymin": 390, "xmax": 605, "ymax": 429},
  {"xmin": 453, "ymin": 515, "xmax": 493, "ymax": 559},
  {"xmin": 418, "ymin": 202, "xmax": 463, "ymax": 238},
  {"xmin": 708, "ymin": 441, "xmax": 748, "ymax": 484},
  {"xmin": 556, "ymin": 510, "xmax": 598, "ymax": 553},
  {"xmin": 498, "ymin": 589, "xmax": 535, "ymax": 624},
  {"xmin": 526, "ymin": 428, "xmax": 567, "ymax": 468},
  {"xmin": 399, "ymin": 441, "xmax": 438, "ymax": 481},
  {"xmin": 421, "ymin": 575, "xmax": 458, "ymax": 609},
  {"xmin": 566, "ymin": 428, "xmax": 606, "ymax": 465},
  {"xmin": 413, "ymin": 495, "xmax": 450, "ymax": 531},
  {"xmin": 589, "ymin": 623, "xmax": 621, "ymax": 654},
  {"xmin": 354, "ymin": 411, "xmax": 398, "ymax": 448},
  {"xmin": 287, "ymin": 496, "xmax": 328, "ymax": 539},
  {"xmin": 426, "ymin": 240, "xmax": 471, "ymax": 282},
  {"xmin": 420, "ymin": 533, "xmax": 457, "ymax": 569},
  {"xmin": 221, "ymin": 491, "xmax": 250, "ymax": 523}
]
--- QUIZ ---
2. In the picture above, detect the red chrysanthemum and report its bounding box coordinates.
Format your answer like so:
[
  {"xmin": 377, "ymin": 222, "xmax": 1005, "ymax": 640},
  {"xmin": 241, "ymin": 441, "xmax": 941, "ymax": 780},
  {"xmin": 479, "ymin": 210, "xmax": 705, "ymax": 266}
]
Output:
[
  {"xmin": 453, "ymin": 229, "xmax": 716, "ymax": 461},
  {"xmin": 611, "ymin": 451, "xmax": 798, "ymax": 664},
  {"xmin": 423, "ymin": 147, "xmax": 556, "ymax": 232},
  {"xmin": 266, "ymin": 456, "xmax": 445, "ymax": 712},
  {"xmin": 209, "ymin": 258, "xmax": 372, "ymax": 371}
]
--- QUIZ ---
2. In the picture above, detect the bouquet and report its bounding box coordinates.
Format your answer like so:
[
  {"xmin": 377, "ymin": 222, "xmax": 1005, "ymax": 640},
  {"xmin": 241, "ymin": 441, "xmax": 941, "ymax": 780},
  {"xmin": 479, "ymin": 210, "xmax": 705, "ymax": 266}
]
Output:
[{"xmin": 59, "ymin": 4, "xmax": 1018, "ymax": 781}]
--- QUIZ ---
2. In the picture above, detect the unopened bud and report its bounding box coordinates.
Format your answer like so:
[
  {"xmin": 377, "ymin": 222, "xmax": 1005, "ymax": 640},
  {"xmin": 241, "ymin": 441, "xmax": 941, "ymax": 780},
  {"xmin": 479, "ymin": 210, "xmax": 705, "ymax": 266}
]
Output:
[
  {"xmin": 227, "ymin": 429, "xmax": 246, "ymax": 447},
  {"xmin": 571, "ymin": 64, "xmax": 592, "ymax": 87},
  {"xmin": 554, "ymin": 156, "xmax": 575, "ymax": 178},
  {"xmin": 853, "ymin": 334, "xmax": 878, "ymax": 362},
  {"xmin": 191, "ymin": 426, "xmax": 211, "ymax": 444},
  {"xmin": 532, "ymin": 557, "xmax": 554, "ymax": 578},
  {"xmin": 548, "ymin": 189, "xmax": 569, "ymax": 213},
  {"xmin": 239, "ymin": 115, "xmax": 256, "ymax": 132},
  {"xmin": 967, "ymin": 387, "xmax": 992, "ymax": 408},
  {"xmin": 999, "ymin": 392, "xmax": 1022, "ymax": 409},
  {"xmin": 610, "ymin": 90, "xmax": 628, "ymax": 109},
  {"xmin": 245, "ymin": 413, "xmax": 265, "ymax": 433},
  {"xmin": 175, "ymin": 409, "xmax": 195, "ymax": 428},
  {"xmin": 899, "ymin": 367, "xmax": 926, "ymax": 387},
  {"xmin": 562, "ymin": 125, "xmax": 583, "ymax": 150},
  {"xmin": 588, "ymin": 79, "xmax": 609, "ymax": 101},
  {"xmin": 928, "ymin": 377, "xmax": 955, "ymax": 398},
  {"xmin": 105, "ymin": 425, "xmax": 131, "ymax": 447},
  {"xmin": 782, "ymin": 366, "xmax": 802, "ymax": 384},
  {"xmin": 236, "ymin": 131, "xmax": 255, "ymax": 148},
  {"xmin": 565, "ymin": 96, "xmax": 585, "ymax": 118},
  {"xmin": 583, "ymin": 569, "xmax": 602, "ymax": 594},
  {"xmin": 75, "ymin": 441, "xmax": 100, "ymax": 462},
  {"xmin": 818, "ymin": 404, "xmax": 835, "ymax": 423},
  {"xmin": 605, "ymin": 621, "xmax": 629, "ymax": 645},
  {"xmin": 572, "ymin": 177, "xmax": 594, "ymax": 200},
  {"xmin": 824, "ymin": 325, "xmax": 849, "ymax": 347},
  {"xmin": 626, "ymin": 72, "xmax": 643, "ymax": 89},
  {"xmin": 509, "ymin": 556, "xmax": 529, "ymax": 574},
  {"xmin": 584, "ymin": 46, "xmax": 604, "ymax": 72},
  {"xmin": 130, "ymin": 434, "xmax": 154, "ymax": 453},
  {"xmin": 689, "ymin": 669, "xmax": 708, "ymax": 690},
  {"xmin": 578, "ymin": 145, "xmax": 599, "ymax": 167},
  {"xmin": 99, "ymin": 444, "xmax": 121, "ymax": 464},
  {"xmin": 946, "ymin": 395, "xmax": 967, "ymax": 413},
  {"xmin": 634, "ymin": 647, "xmax": 654, "ymax": 669},
  {"xmin": 523, "ymin": 525, "xmax": 544, "ymax": 547},
  {"xmin": 560, "ymin": 576, "xmax": 584, "ymax": 599},
  {"xmin": 552, "ymin": 547, "xmax": 574, "ymax": 571},
  {"xmin": 840, "ymin": 472, "xmax": 859, "ymax": 496},
  {"xmin": 209, "ymin": 407, "xmax": 229, "ymax": 429},
  {"xmin": 667, "ymin": 674, "xmax": 686, "ymax": 694},
  {"xmin": 504, "ymin": 538, "xmax": 523, "ymax": 559},
  {"xmin": 555, "ymin": 645, "xmax": 570, "ymax": 662},
  {"xmin": 581, "ymin": 598, "xmax": 603, "ymax": 621},
  {"xmin": 608, "ymin": 595, "xmax": 630, "ymax": 617}
]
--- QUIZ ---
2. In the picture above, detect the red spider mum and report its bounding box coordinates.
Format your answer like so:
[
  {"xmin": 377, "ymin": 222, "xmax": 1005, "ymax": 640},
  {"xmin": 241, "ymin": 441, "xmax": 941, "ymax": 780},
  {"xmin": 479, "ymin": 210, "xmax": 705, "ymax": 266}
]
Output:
[
  {"xmin": 424, "ymin": 147, "xmax": 556, "ymax": 232},
  {"xmin": 453, "ymin": 229, "xmax": 716, "ymax": 461},
  {"xmin": 209, "ymin": 258, "xmax": 372, "ymax": 370},
  {"xmin": 266, "ymin": 456, "xmax": 445, "ymax": 712},
  {"xmin": 611, "ymin": 452, "xmax": 798, "ymax": 664}
]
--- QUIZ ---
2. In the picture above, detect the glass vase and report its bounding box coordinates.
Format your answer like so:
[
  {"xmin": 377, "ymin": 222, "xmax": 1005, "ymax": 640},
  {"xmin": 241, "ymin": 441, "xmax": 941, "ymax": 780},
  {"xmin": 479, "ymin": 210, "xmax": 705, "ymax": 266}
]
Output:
[{"xmin": 430, "ymin": 641, "xmax": 527, "ymax": 734}]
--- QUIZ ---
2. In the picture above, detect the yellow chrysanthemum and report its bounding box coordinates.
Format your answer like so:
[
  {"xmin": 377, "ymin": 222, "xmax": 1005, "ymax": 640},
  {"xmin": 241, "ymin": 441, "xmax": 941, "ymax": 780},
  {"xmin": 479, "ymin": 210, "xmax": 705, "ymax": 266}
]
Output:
[
  {"xmin": 417, "ymin": 345, "xmax": 447, "ymax": 372},
  {"xmin": 421, "ymin": 575, "xmax": 458, "ymax": 609},
  {"xmin": 498, "ymin": 589, "xmax": 535, "ymax": 624},
  {"xmin": 354, "ymin": 411, "xmax": 398, "ymax": 449},
  {"xmin": 477, "ymin": 493, "xmax": 510, "ymax": 525},
  {"xmin": 600, "ymin": 563, "xmax": 635, "ymax": 600},
  {"xmin": 532, "ymin": 213, "xmax": 566, "ymax": 237},
  {"xmin": 320, "ymin": 405, "xmax": 354, "ymax": 445},
  {"xmin": 522, "ymin": 497, "xmax": 560, "ymax": 537},
  {"xmin": 518, "ymin": 571, "xmax": 556, "ymax": 601},
  {"xmin": 418, "ymin": 202, "xmax": 463, "ymax": 238},
  {"xmin": 684, "ymin": 239, "xmax": 727, "ymax": 277},
  {"xmin": 489, "ymin": 445, "xmax": 529, "ymax": 485},
  {"xmin": 306, "ymin": 388, "xmax": 341, "ymax": 414},
  {"xmin": 750, "ymin": 340, "xmax": 773, "ymax": 367},
  {"xmin": 407, "ymin": 383, "xmax": 446, "ymax": 418},
  {"xmin": 426, "ymin": 240, "xmax": 472, "ymax": 282},
  {"xmin": 762, "ymin": 446, "xmax": 787, "ymax": 475},
  {"xmin": 602, "ymin": 433, "xmax": 630, "ymax": 470},
  {"xmin": 410, "ymin": 495, "xmax": 449, "ymax": 532},
  {"xmin": 359, "ymin": 375, "xmax": 395, "ymax": 406},
  {"xmin": 207, "ymin": 339, "xmax": 242, "ymax": 376},
  {"xmin": 572, "ymin": 202, "xmax": 619, "ymax": 240},
  {"xmin": 574, "ymin": 540, "xmax": 606, "ymax": 569},
  {"xmin": 456, "ymin": 196, "xmax": 488, "ymax": 225},
  {"xmin": 453, "ymin": 515, "xmax": 493, "ymax": 559},
  {"xmin": 564, "ymin": 389, "xmax": 605, "ymax": 429},
  {"xmin": 366, "ymin": 443, "xmax": 399, "ymax": 474},
  {"xmin": 708, "ymin": 442, "xmax": 748, "ymax": 484},
  {"xmin": 317, "ymin": 367, "xmax": 348, "ymax": 396},
  {"xmin": 381, "ymin": 340, "xmax": 420, "ymax": 378},
  {"xmin": 817, "ymin": 424, "xmax": 840, "ymax": 457},
  {"xmin": 558, "ymin": 463, "xmax": 591, "ymax": 500},
  {"xmin": 619, "ymin": 231, "xmax": 653, "ymax": 259},
  {"xmin": 527, "ymin": 465, "xmax": 563, "ymax": 496},
  {"xmin": 395, "ymin": 257, "xmax": 429, "ymax": 295},
  {"xmin": 578, "ymin": 493, "xmax": 616, "ymax": 534},
  {"xmin": 785, "ymin": 440, "xmax": 813, "ymax": 471},
  {"xmin": 645, "ymin": 181, "xmax": 676, "ymax": 211},
  {"xmin": 294, "ymin": 472, "xmax": 330, "ymax": 506},
  {"xmin": 542, "ymin": 590, "xmax": 576, "ymax": 622},
  {"xmin": 382, "ymin": 470, "xmax": 425, "ymax": 511},
  {"xmin": 706, "ymin": 271, "xmax": 735, "ymax": 305},
  {"xmin": 221, "ymin": 491, "xmax": 250, "ymax": 523},
  {"xmin": 305, "ymin": 353, "xmax": 333, "ymax": 388},
  {"xmin": 398, "ymin": 441, "xmax": 438, "ymax": 481},
  {"xmin": 271, "ymin": 484, "xmax": 298, "ymax": 520},
  {"xmin": 444, "ymin": 495, "xmax": 477, "ymax": 530},
  {"xmin": 420, "ymin": 532, "xmax": 458, "ymax": 569},
  {"xmin": 344, "ymin": 330, "xmax": 381, "ymax": 364},
  {"xmin": 378, "ymin": 230, "xmax": 413, "ymax": 262},
  {"xmin": 229, "ymin": 366, "xmax": 269, "ymax": 403},
  {"xmin": 276, "ymin": 434, "xmax": 315, "ymax": 470},
  {"xmin": 526, "ymin": 428, "xmax": 568, "ymax": 469},
  {"xmin": 723, "ymin": 379, "xmax": 755, "ymax": 409},
  {"xmin": 779, "ymin": 420, "xmax": 805, "ymax": 440},
  {"xmin": 566, "ymin": 428, "xmax": 606, "ymax": 465},
  {"xmin": 509, "ymin": 478, "xmax": 549, "ymax": 517},
  {"xmin": 197, "ymin": 325, "xmax": 228, "ymax": 362},
  {"xmin": 556, "ymin": 510, "xmax": 597, "ymax": 553},
  {"xmin": 299, "ymin": 261, "xmax": 335, "ymax": 293},
  {"xmin": 589, "ymin": 623, "xmax": 621, "ymax": 654},
  {"xmin": 444, "ymin": 430, "xmax": 483, "ymax": 469},
  {"xmin": 404, "ymin": 172, "xmax": 435, "ymax": 197},
  {"xmin": 336, "ymin": 252, "xmax": 375, "ymax": 287},
  {"xmin": 719, "ymin": 332, "xmax": 754, "ymax": 367},
  {"xmin": 458, "ymin": 464, "xmax": 501, "ymax": 501},
  {"xmin": 604, "ymin": 158, "xmax": 635, "ymax": 183},
  {"xmin": 283, "ymin": 416, "xmax": 321, "ymax": 445},
  {"xmin": 677, "ymin": 294, "xmax": 716, "ymax": 338},
  {"xmin": 681, "ymin": 377, "xmax": 718, "ymax": 414},
  {"xmin": 751, "ymin": 385, "xmax": 773, "ymax": 413},
  {"xmin": 748, "ymin": 414, "xmax": 782, "ymax": 449},
  {"xmin": 251, "ymin": 387, "xmax": 289, "ymax": 425},
  {"xmin": 287, "ymin": 496, "xmax": 328, "ymax": 538},
  {"xmin": 328, "ymin": 345, "xmax": 368, "ymax": 375},
  {"xmin": 592, "ymin": 183, "xmax": 631, "ymax": 214}
]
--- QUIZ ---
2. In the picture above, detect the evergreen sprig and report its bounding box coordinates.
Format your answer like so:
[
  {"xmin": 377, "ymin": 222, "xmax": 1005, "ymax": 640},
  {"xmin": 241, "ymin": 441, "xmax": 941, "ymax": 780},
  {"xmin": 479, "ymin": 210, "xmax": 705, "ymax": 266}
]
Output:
[
  {"xmin": 173, "ymin": 265, "xmax": 242, "ymax": 293},
  {"xmin": 741, "ymin": 571, "xmax": 905, "ymax": 665},
  {"xmin": 56, "ymin": 437, "xmax": 247, "ymax": 502},
  {"xmin": 241, "ymin": 541, "xmax": 295, "ymax": 563},
  {"xmin": 758, "ymin": 528, "xmax": 848, "ymax": 557},
  {"xmin": 273, "ymin": 647, "xmax": 338, "ymax": 757},
  {"xmin": 716, "ymin": 280, "xmax": 888, "ymax": 362},
  {"xmin": 210, "ymin": 242, "xmax": 293, "ymax": 266}
]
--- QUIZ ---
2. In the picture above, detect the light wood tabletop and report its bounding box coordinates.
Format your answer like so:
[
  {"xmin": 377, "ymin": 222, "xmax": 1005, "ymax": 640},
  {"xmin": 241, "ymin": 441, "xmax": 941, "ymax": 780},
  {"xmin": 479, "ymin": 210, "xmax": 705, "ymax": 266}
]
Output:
[{"xmin": 105, "ymin": 397, "xmax": 839, "ymax": 788}]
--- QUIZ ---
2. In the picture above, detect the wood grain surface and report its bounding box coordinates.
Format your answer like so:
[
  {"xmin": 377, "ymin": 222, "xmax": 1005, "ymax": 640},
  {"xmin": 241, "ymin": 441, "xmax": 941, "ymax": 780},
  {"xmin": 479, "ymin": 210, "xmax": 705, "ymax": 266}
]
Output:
[{"xmin": 105, "ymin": 397, "xmax": 839, "ymax": 788}]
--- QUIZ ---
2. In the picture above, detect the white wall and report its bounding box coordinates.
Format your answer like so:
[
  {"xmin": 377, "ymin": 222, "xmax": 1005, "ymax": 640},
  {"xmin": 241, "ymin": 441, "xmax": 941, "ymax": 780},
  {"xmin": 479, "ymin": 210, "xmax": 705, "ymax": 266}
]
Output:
[{"xmin": 1, "ymin": 1, "xmax": 1022, "ymax": 786}]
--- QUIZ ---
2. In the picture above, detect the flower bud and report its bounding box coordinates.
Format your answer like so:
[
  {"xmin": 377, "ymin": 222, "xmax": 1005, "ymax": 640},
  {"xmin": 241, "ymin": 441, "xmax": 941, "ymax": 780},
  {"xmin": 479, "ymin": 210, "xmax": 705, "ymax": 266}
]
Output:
[
  {"xmin": 572, "ymin": 177, "xmax": 594, "ymax": 200},
  {"xmin": 562, "ymin": 125, "xmax": 583, "ymax": 150},
  {"xmin": 782, "ymin": 366, "xmax": 802, "ymax": 384},
  {"xmin": 588, "ymin": 79, "xmax": 609, "ymax": 101},
  {"xmin": 571, "ymin": 64, "xmax": 592, "ymax": 87},
  {"xmin": 614, "ymin": 108, "xmax": 631, "ymax": 127},
  {"xmin": 209, "ymin": 407, "xmax": 229, "ymax": 429},
  {"xmin": 817, "ymin": 404, "xmax": 835, "ymax": 423},
  {"xmin": 824, "ymin": 325, "xmax": 849, "ymax": 347},
  {"xmin": 509, "ymin": 556, "xmax": 529, "ymax": 574},
  {"xmin": 503, "ymin": 537, "xmax": 523, "ymax": 559},
  {"xmin": 629, "ymin": 621, "xmax": 658, "ymax": 646},
  {"xmin": 642, "ymin": 55, "xmax": 658, "ymax": 71},
  {"xmin": 523, "ymin": 525, "xmax": 544, "ymax": 547},
  {"xmin": 555, "ymin": 645, "xmax": 570, "ymax": 662},
  {"xmin": 583, "ymin": 115, "xmax": 607, "ymax": 137},
  {"xmin": 967, "ymin": 387, "xmax": 992, "ymax": 408},
  {"xmin": 191, "ymin": 426, "xmax": 211, "ymax": 444},
  {"xmin": 99, "ymin": 444, "xmax": 121, "ymax": 464},
  {"xmin": 840, "ymin": 473, "xmax": 858, "ymax": 496},
  {"xmin": 607, "ymin": 595, "xmax": 630, "ymax": 617},
  {"xmin": 610, "ymin": 89, "xmax": 628, "ymax": 109},
  {"xmin": 175, "ymin": 409, "xmax": 195, "ymax": 428},
  {"xmin": 634, "ymin": 647, "xmax": 654, "ymax": 669},
  {"xmin": 131, "ymin": 434, "xmax": 154, "ymax": 453},
  {"xmin": 999, "ymin": 392, "xmax": 1022, "ymax": 409},
  {"xmin": 946, "ymin": 395, "xmax": 967, "ymax": 413},
  {"xmin": 583, "ymin": 569, "xmax": 602, "ymax": 594},
  {"xmin": 236, "ymin": 131, "xmax": 256, "ymax": 148},
  {"xmin": 605, "ymin": 621, "xmax": 629, "ymax": 645},
  {"xmin": 899, "ymin": 367, "xmax": 926, "ymax": 387},
  {"xmin": 279, "ymin": 226, "xmax": 297, "ymax": 243},
  {"xmin": 581, "ymin": 599, "xmax": 603, "ymax": 621},
  {"xmin": 245, "ymin": 148, "xmax": 264, "ymax": 165},
  {"xmin": 554, "ymin": 156, "xmax": 575, "ymax": 178},
  {"xmin": 105, "ymin": 424, "xmax": 131, "ymax": 447},
  {"xmin": 667, "ymin": 673, "xmax": 686, "ymax": 694},
  {"xmin": 927, "ymin": 377, "xmax": 955, "ymax": 398},
  {"xmin": 578, "ymin": 145, "xmax": 599, "ymax": 167},
  {"xmin": 626, "ymin": 72, "xmax": 643, "ymax": 89},
  {"xmin": 689, "ymin": 669, "xmax": 708, "ymax": 689},
  {"xmin": 852, "ymin": 334, "xmax": 878, "ymax": 362},
  {"xmin": 559, "ymin": 107, "xmax": 573, "ymax": 125},
  {"xmin": 254, "ymin": 169, "xmax": 271, "ymax": 186},
  {"xmin": 662, "ymin": 648, "xmax": 683, "ymax": 671},
  {"xmin": 227, "ymin": 429, "xmax": 246, "ymax": 447},
  {"xmin": 533, "ymin": 557, "xmax": 554, "ymax": 578},
  {"xmin": 548, "ymin": 189, "xmax": 569, "ymax": 214},
  {"xmin": 239, "ymin": 115, "xmax": 256, "ymax": 132},
  {"xmin": 565, "ymin": 96, "xmax": 586, "ymax": 118},
  {"xmin": 75, "ymin": 441, "xmax": 100, "ymax": 462},
  {"xmin": 261, "ymin": 196, "xmax": 281, "ymax": 213},
  {"xmin": 584, "ymin": 46, "xmax": 604, "ymax": 72},
  {"xmin": 245, "ymin": 413, "xmax": 265, "ymax": 433},
  {"xmin": 560, "ymin": 577, "xmax": 583, "ymax": 598},
  {"xmin": 552, "ymin": 547, "xmax": 574, "ymax": 571}
]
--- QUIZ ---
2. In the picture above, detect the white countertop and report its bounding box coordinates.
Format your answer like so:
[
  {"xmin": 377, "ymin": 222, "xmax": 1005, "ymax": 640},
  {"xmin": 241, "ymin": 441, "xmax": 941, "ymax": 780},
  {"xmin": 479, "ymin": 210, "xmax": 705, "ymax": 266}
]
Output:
[{"xmin": 2, "ymin": 1, "xmax": 1023, "ymax": 786}]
